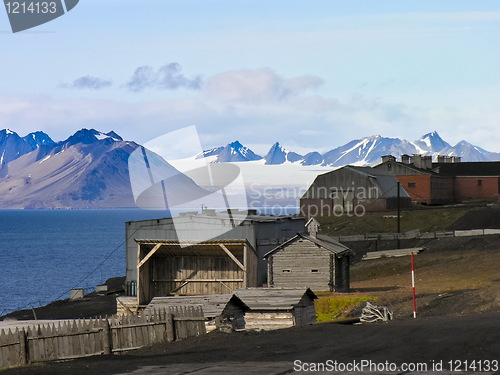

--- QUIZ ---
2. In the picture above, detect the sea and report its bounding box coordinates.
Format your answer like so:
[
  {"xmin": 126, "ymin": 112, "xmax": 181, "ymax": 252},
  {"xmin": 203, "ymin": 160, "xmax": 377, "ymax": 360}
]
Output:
[
  {"xmin": 0, "ymin": 209, "xmax": 167, "ymax": 316},
  {"xmin": 0, "ymin": 207, "xmax": 300, "ymax": 316}
]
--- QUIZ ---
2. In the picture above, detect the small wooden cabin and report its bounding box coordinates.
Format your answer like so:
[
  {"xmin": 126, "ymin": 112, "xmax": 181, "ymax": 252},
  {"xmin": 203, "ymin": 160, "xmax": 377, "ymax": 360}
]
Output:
[
  {"xmin": 135, "ymin": 239, "xmax": 258, "ymax": 305},
  {"xmin": 264, "ymin": 232, "xmax": 353, "ymax": 292},
  {"xmin": 234, "ymin": 288, "xmax": 317, "ymax": 330},
  {"xmin": 144, "ymin": 294, "xmax": 248, "ymax": 332}
]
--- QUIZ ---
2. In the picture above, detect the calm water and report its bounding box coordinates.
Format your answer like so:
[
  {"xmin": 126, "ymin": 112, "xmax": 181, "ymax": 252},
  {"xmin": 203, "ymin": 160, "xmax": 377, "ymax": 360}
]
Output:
[{"xmin": 0, "ymin": 209, "xmax": 167, "ymax": 316}]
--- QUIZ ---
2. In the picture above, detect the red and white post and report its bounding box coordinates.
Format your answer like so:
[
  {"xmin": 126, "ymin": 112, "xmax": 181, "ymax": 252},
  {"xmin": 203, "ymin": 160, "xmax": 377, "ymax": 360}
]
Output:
[{"xmin": 411, "ymin": 252, "xmax": 417, "ymax": 318}]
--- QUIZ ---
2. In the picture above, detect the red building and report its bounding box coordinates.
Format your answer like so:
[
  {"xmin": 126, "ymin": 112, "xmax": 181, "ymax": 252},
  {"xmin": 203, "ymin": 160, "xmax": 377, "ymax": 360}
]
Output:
[
  {"xmin": 433, "ymin": 162, "xmax": 500, "ymax": 202},
  {"xmin": 374, "ymin": 155, "xmax": 454, "ymax": 204},
  {"xmin": 375, "ymin": 156, "xmax": 500, "ymax": 204}
]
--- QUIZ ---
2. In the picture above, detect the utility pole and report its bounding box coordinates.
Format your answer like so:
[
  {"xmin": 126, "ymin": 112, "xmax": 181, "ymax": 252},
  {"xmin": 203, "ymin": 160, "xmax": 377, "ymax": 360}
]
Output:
[{"xmin": 397, "ymin": 181, "xmax": 401, "ymax": 249}]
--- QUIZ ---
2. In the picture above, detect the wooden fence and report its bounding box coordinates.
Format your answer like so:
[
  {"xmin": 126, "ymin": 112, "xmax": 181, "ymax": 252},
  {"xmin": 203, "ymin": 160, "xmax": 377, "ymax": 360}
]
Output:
[
  {"xmin": 0, "ymin": 306, "xmax": 206, "ymax": 369},
  {"xmin": 334, "ymin": 228, "xmax": 500, "ymax": 242}
]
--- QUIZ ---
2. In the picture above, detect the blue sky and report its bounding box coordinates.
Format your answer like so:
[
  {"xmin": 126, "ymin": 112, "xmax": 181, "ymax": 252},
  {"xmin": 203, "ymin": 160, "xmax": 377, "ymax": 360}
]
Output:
[{"xmin": 1, "ymin": 0, "xmax": 500, "ymax": 154}]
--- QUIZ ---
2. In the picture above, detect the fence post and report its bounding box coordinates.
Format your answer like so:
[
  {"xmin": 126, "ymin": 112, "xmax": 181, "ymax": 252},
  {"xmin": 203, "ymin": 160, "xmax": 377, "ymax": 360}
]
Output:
[
  {"xmin": 18, "ymin": 329, "xmax": 28, "ymax": 365},
  {"xmin": 102, "ymin": 319, "xmax": 112, "ymax": 355},
  {"xmin": 166, "ymin": 312, "xmax": 175, "ymax": 342}
]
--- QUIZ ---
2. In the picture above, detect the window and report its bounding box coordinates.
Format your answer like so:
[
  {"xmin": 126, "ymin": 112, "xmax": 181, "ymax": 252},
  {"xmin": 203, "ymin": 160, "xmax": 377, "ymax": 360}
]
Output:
[
  {"xmin": 282, "ymin": 269, "xmax": 291, "ymax": 273},
  {"xmin": 311, "ymin": 269, "xmax": 319, "ymax": 273},
  {"xmin": 408, "ymin": 182, "xmax": 416, "ymax": 188},
  {"xmin": 478, "ymin": 179, "xmax": 483, "ymax": 186}
]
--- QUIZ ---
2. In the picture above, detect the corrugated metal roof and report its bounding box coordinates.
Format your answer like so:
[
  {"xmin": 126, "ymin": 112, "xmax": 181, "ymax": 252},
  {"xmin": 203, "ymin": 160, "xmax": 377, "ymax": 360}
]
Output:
[
  {"xmin": 144, "ymin": 294, "xmax": 247, "ymax": 319},
  {"xmin": 127, "ymin": 214, "xmax": 304, "ymax": 224},
  {"xmin": 234, "ymin": 288, "xmax": 317, "ymax": 310}
]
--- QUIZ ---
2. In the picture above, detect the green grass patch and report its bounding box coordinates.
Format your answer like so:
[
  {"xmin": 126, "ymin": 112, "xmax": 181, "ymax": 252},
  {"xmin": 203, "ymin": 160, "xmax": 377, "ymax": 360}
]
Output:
[{"xmin": 315, "ymin": 296, "xmax": 375, "ymax": 322}]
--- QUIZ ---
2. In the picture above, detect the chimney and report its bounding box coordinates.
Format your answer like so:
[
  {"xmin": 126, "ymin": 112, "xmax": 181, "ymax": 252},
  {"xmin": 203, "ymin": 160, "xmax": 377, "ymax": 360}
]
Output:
[
  {"xmin": 437, "ymin": 155, "xmax": 446, "ymax": 163},
  {"xmin": 411, "ymin": 154, "xmax": 422, "ymax": 168},
  {"xmin": 305, "ymin": 217, "xmax": 320, "ymax": 238},
  {"xmin": 401, "ymin": 154, "xmax": 410, "ymax": 164},
  {"xmin": 422, "ymin": 156, "xmax": 432, "ymax": 169},
  {"xmin": 411, "ymin": 154, "xmax": 432, "ymax": 170},
  {"xmin": 453, "ymin": 156, "xmax": 461, "ymax": 163},
  {"xmin": 381, "ymin": 155, "xmax": 396, "ymax": 164}
]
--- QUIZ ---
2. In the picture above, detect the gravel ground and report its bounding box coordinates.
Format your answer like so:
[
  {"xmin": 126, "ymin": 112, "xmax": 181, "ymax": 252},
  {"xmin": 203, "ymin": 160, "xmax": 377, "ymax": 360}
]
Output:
[{"xmin": 2, "ymin": 312, "xmax": 500, "ymax": 374}]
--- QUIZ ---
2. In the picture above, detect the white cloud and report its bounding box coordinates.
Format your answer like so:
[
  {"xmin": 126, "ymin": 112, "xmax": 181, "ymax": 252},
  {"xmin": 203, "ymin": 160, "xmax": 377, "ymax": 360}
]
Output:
[
  {"xmin": 203, "ymin": 68, "xmax": 323, "ymax": 104},
  {"xmin": 2, "ymin": 66, "xmax": 500, "ymax": 154}
]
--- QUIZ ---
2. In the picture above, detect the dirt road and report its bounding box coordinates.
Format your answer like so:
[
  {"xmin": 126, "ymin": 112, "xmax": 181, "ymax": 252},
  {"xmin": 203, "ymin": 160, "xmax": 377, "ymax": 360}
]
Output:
[{"xmin": 3, "ymin": 312, "xmax": 499, "ymax": 374}]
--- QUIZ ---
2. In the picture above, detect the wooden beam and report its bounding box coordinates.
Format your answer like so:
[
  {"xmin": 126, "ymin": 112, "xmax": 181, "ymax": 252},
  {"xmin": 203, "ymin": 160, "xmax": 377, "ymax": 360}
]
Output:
[
  {"xmin": 243, "ymin": 243, "xmax": 248, "ymax": 287},
  {"xmin": 170, "ymin": 281, "xmax": 190, "ymax": 294},
  {"xmin": 138, "ymin": 243, "xmax": 162, "ymax": 269},
  {"xmin": 218, "ymin": 280, "xmax": 233, "ymax": 292},
  {"xmin": 219, "ymin": 244, "xmax": 246, "ymax": 271},
  {"xmin": 153, "ymin": 279, "xmax": 244, "ymax": 282}
]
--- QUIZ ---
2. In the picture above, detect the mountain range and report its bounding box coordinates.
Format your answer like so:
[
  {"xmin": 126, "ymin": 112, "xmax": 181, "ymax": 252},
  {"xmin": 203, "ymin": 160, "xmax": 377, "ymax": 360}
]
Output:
[
  {"xmin": 197, "ymin": 131, "xmax": 500, "ymax": 166},
  {"xmin": 0, "ymin": 129, "xmax": 499, "ymax": 208},
  {"xmin": 0, "ymin": 129, "xmax": 138, "ymax": 208}
]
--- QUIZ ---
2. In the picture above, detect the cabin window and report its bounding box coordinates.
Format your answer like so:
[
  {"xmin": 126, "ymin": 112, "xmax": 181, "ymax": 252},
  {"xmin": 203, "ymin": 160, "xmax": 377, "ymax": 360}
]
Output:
[
  {"xmin": 311, "ymin": 269, "xmax": 319, "ymax": 273},
  {"xmin": 282, "ymin": 269, "xmax": 291, "ymax": 273},
  {"xmin": 408, "ymin": 182, "xmax": 416, "ymax": 188},
  {"xmin": 477, "ymin": 179, "xmax": 483, "ymax": 186}
]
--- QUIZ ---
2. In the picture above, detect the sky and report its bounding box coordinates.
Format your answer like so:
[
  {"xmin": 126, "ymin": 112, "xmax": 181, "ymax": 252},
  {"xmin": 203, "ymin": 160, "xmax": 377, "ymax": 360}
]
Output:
[{"xmin": 1, "ymin": 0, "xmax": 500, "ymax": 155}]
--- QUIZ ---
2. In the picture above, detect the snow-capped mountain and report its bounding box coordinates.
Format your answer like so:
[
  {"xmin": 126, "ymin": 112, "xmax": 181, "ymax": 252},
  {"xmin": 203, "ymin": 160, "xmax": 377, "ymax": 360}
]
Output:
[
  {"xmin": 0, "ymin": 129, "xmax": 136, "ymax": 208},
  {"xmin": 63, "ymin": 128, "xmax": 123, "ymax": 147},
  {"xmin": 194, "ymin": 131, "xmax": 500, "ymax": 168},
  {"xmin": 195, "ymin": 146, "xmax": 225, "ymax": 159},
  {"xmin": 440, "ymin": 140, "xmax": 500, "ymax": 162},
  {"xmin": 321, "ymin": 135, "xmax": 418, "ymax": 167},
  {"xmin": 264, "ymin": 142, "xmax": 302, "ymax": 165},
  {"xmin": 213, "ymin": 141, "xmax": 263, "ymax": 163},
  {"xmin": 1, "ymin": 127, "xmax": 500, "ymax": 209},
  {"xmin": 301, "ymin": 152, "xmax": 324, "ymax": 166},
  {"xmin": 0, "ymin": 129, "xmax": 55, "ymax": 165},
  {"xmin": 413, "ymin": 131, "xmax": 451, "ymax": 154}
]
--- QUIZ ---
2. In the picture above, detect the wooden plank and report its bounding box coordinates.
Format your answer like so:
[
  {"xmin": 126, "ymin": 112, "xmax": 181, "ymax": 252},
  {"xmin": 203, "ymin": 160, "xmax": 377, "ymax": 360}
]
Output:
[
  {"xmin": 165, "ymin": 312, "xmax": 175, "ymax": 342},
  {"xmin": 18, "ymin": 329, "xmax": 27, "ymax": 365},
  {"xmin": 138, "ymin": 243, "xmax": 162, "ymax": 269},
  {"xmin": 102, "ymin": 319, "xmax": 111, "ymax": 355},
  {"xmin": 153, "ymin": 279, "xmax": 244, "ymax": 282},
  {"xmin": 219, "ymin": 244, "xmax": 246, "ymax": 272}
]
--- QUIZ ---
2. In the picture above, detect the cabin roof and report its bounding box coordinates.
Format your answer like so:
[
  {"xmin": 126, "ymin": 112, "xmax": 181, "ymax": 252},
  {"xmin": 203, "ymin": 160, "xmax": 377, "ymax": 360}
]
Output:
[
  {"xmin": 263, "ymin": 232, "xmax": 353, "ymax": 259},
  {"xmin": 234, "ymin": 288, "xmax": 317, "ymax": 310},
  {"xmin": 144, "ymin": 294, "xmax": 248, "ymax": 319}
]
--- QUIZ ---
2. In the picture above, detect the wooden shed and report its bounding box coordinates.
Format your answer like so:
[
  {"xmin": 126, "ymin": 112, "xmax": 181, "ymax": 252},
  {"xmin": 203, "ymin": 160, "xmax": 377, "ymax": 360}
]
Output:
[
  {"xmin": 135, "ymin": 239, "xmax": 258, "ymax": 305},
  {"xmin": 144, "ymin": 294, "xmax": 248, "ymax": 332},
  {"xmin": 234, "ymin": 288, "xmax": 317, "ymax": 330},
  {"xmin": 264, "ymin": 231, "xmax": 353, "ymax": 292}
]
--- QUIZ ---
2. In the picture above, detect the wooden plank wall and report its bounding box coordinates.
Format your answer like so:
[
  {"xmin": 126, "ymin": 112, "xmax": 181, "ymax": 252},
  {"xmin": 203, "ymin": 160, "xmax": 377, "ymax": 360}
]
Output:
[
  {"xmin": 151, "ymin": 255, "xmax": 245, "ymax": 296},
  {"xmin": 244, "ymin": 245, "xmax": 259, "ymax": 288},
  {"xmin": 0, "ymin": 306, "xmax": 206, "ymax": 369},
  {"xmin": 270, "ymin": 240, "xmax": 330, "ymax": 291},
  {"xmin": 244, "ymin": 312, "xmax": 295, "ymax": 331}
]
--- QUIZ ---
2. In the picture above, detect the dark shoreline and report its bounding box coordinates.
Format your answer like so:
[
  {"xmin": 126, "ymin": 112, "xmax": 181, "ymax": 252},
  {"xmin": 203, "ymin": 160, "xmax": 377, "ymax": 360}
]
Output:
[{"xmin": 0, "ymin": 277, "xmax": 125, "ymax": 321}]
